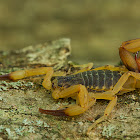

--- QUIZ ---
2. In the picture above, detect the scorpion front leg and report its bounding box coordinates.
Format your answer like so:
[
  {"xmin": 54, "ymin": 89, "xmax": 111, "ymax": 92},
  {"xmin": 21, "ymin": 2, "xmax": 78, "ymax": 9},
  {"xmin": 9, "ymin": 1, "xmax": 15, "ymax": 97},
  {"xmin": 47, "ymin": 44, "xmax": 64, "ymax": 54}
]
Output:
[
  {"xmin": 0, "ymin": 67, "xmax": 54, "ymax": 90},
  {"xmin": 39, "ymin": 84, "xmax": 96, "ymax": 116}
]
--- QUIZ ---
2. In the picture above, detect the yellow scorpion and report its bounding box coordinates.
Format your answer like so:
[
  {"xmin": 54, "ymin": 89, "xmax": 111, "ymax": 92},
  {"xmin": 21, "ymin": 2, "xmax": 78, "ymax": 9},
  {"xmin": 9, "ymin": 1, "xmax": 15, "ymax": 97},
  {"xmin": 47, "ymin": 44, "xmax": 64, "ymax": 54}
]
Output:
[{"xmin": 0, "ymin": 39, "xmax": 140, "ymax": 133}]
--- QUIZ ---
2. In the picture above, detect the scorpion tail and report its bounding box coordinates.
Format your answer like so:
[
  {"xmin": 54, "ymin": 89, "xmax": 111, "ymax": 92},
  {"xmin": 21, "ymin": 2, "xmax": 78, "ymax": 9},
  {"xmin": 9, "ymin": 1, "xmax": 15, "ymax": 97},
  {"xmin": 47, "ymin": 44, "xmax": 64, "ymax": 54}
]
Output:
[{"xmin": 39, "ymin": 108, "xmax": 68, "ymax": 116}]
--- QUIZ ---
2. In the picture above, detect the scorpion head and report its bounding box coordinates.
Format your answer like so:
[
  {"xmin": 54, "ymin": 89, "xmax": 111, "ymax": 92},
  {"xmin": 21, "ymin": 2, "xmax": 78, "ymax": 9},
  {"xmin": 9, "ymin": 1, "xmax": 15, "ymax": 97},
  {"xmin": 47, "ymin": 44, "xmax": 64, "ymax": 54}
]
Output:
[
  {"xmin": 52, "ymin": 78, "xmax": 59, "ymax": 89},
  {"xmin": 52, "ymin": 75, "xmax": 75, "ymax": 89}
]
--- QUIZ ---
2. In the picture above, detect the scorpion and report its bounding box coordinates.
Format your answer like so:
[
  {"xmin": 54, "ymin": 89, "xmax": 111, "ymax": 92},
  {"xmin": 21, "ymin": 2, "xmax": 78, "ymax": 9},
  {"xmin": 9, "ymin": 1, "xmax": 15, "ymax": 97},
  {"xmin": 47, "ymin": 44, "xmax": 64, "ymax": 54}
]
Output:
[{"xmin": 0, "ymin": 38, "xmax": 140, "ymax": 133}]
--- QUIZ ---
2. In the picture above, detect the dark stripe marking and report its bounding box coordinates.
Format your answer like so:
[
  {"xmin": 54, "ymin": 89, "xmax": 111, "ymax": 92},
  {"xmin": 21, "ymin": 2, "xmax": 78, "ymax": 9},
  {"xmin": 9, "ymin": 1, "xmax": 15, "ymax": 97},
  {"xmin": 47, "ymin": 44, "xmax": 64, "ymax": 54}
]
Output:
[{"xmin": 91, "ymin": 70, "xmax": 98, "ymax": 88}]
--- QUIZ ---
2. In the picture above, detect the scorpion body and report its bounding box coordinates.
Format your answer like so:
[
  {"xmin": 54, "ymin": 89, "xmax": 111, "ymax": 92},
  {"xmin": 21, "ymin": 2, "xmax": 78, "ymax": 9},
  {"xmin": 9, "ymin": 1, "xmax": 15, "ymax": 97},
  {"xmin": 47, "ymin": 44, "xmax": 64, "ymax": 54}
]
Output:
[{"xmin": 55, "ymin": 70, "xmax": 123, "ymax": 91}]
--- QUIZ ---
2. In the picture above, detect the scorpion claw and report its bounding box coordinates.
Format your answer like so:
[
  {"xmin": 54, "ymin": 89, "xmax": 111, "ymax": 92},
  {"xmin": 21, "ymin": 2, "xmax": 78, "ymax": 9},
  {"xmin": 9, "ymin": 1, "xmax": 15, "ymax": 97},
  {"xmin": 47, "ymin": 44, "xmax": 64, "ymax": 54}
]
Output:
[
  {"xmin": 0, "ymin": 74, "xmax": 11, "ymax": 80},
  {"xmin": 39, "ymin": 108, "xmax": 68, "ymax": 116}
]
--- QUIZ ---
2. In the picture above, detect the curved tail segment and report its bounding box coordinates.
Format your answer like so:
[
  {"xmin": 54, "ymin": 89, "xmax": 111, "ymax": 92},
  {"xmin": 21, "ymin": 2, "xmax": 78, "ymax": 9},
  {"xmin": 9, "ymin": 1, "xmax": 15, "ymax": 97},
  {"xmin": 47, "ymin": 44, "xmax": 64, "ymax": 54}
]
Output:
[
  {"xmin": 39, "ymin": 108, "xmax": 68, "ymax": 116},
  {"xmin": 119, "ymin": 39, "xmax": 140, "ymax": 72}
]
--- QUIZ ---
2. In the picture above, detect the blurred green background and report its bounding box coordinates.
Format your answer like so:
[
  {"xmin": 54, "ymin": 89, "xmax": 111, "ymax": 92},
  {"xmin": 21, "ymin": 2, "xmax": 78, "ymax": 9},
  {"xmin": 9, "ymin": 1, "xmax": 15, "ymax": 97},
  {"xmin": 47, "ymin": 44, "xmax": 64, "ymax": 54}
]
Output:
[{"xmin": 0, "ymin": 0, "xmax": 140, "ymax": 65}]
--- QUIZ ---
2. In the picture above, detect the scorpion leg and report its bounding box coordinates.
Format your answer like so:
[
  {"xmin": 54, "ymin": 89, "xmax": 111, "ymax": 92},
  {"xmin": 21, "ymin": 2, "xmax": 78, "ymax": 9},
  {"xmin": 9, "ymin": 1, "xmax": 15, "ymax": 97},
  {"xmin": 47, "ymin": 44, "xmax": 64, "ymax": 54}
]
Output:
[
  {"xmin": 64, "ymin": 96, "xmax": 96, "ymax": 116},
  {"xmin": 40, "ymin": 84, "xmax": 96, "ymax": 116},
  {"xmin": 70, "ymin": 62, "xmax": 128, "ymax": 74},
  {"xmin": 52, "ymin": 84, "xmax": 88, "ymax": 108},
  {"xmin": 0, "ymin": 67, "xmax": 54, "ymax": 90},
  {"xmin": 70, "ymin": 62, "xmax": 93, "ymax": 74},
  {"xmin": 69, "ymin": 62, "xmax": 93, "ymax": 69},
  {"xmin": 87, "ymin": 71, "xmax": 140, "ymax": 133},
  {"xmin": 39, "ymin": 96, "xmax": 96, "ymax": 116},
  {"xmin": 93, "ymin": 65, "xmax": 128, "ymax": 72},
  {"xmin": 97, "ymin": 96, "xmax": 117, "ymax": 124},
  {"xmin": 87, "ymin": 94, "xmax": 117, "ymax": 133},
  {"xmin": 111, "ymin": 71, "xmax": 140, "ymax": 94}
]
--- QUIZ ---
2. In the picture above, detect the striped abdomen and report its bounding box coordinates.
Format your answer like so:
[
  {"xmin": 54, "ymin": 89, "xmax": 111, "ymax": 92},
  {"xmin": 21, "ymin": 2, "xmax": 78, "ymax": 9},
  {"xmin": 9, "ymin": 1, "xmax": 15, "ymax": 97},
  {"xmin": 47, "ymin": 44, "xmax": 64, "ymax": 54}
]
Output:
[{"xmin": 56, "ymin": 70, "xmax": 123, "ymax": 91}]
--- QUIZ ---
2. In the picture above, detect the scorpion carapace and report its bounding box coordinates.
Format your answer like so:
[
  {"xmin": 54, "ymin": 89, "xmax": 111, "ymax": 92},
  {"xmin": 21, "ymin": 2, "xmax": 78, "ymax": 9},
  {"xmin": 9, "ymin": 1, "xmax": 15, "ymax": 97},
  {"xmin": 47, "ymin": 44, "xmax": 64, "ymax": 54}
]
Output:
[{"xmin": 1, "ymin": 38, "xmax": 140, "ymax": 134}]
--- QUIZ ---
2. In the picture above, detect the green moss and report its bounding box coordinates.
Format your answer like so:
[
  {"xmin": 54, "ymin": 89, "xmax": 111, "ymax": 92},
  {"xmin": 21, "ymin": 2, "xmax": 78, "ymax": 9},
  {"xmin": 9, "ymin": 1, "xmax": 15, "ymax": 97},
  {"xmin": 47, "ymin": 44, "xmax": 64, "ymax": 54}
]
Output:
[
  {"xmin": 15, "ymin": 126, "xmax": 25, "ymax": 136},
  {"xmin": 28, "ymin": 126, "xmax": 35, "ymax": 133},
  {"xmin": 102, "ymin": 124, "xmax": 116, "ymax": 138},
  {"xmin": 36, "ymin": 120, "xmax": 43, "ymax": 126},
  {"xmin": 22, "ymin": 119, "xmax": 32, "ymax": 125},
  {"xmin": 0, "ymin": 126, "xmax": 14, "ymax": 139},
  {"xmin": 0, "ymin": 80, "xmax": 34, "ymax": 91}
]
